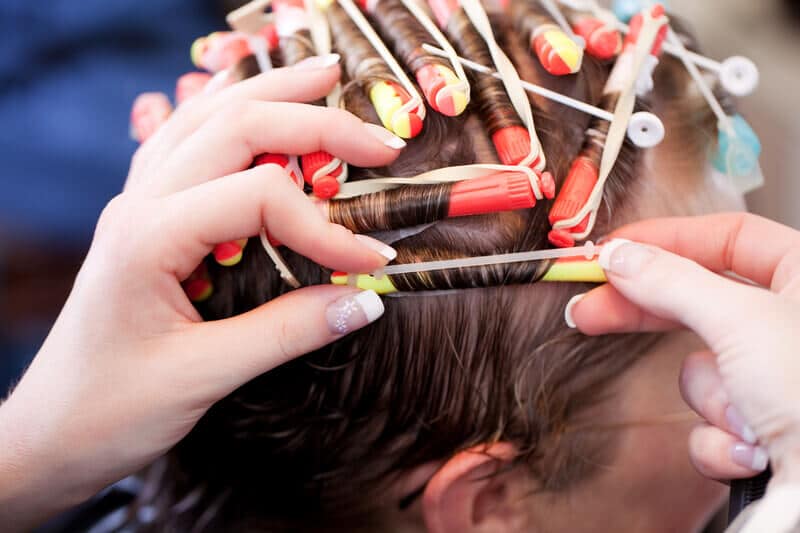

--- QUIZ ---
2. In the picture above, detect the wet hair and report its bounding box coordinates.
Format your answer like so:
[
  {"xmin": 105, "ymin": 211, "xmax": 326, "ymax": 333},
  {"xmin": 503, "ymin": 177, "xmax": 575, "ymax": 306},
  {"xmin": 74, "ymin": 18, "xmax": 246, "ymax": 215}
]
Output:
[{"xmin": 130, "ymin": 8, "xmax": 732, "ymax": 532}]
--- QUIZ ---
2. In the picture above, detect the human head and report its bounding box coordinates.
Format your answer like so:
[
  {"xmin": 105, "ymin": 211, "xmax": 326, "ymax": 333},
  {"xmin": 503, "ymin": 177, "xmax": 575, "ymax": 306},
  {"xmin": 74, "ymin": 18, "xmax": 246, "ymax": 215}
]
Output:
[{"xmin": 132, "ymin": 4, "xmax": 746, "ymax": 532}]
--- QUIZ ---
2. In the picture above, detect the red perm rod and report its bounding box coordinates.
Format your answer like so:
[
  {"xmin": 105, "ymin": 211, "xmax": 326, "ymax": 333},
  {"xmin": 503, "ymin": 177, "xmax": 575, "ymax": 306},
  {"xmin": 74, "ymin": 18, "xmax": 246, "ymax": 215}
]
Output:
[
  {"xmin": 447, "ymin": 171, "xmax": 538, "ymax": 216},
  {"xmin": 572, "ymin": 16, "xmax": 622, "ymax": 60},
  {"xmin": 548, "ymin": 4, "xmax": 667, "ymax": 248},
  {"xmin": 274, "ymin": 0, "xmax": 345, "ymax": 199},
  {"xmin": 324, "ymin": 171, "xmax": 539, "ymax": 229}
]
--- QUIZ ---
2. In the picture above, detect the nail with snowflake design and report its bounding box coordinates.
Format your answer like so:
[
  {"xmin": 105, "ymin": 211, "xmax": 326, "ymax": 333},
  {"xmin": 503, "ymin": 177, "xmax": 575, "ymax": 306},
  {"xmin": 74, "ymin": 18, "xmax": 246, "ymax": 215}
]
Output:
[{"xmin": 325, "ymin": 290, "xmax": 385, "ymax": 335}]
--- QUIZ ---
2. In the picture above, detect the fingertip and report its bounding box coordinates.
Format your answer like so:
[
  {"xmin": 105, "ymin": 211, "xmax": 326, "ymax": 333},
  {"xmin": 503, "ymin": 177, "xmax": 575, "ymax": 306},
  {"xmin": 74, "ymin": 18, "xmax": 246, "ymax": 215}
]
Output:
[
  {"xmin": 564, "ymin": 292, "xmax": 586, "ymax": 329},
  {"xmin": 689, "ymin": 424, "xmax": 766, "ymax": 480},
  {"xmin": 354, "ymin": 234, "xmax": 398, "ymax": 263},
  {"xmin": 363, "ymin": 123, "xmax": 407, "ymax": 150}
]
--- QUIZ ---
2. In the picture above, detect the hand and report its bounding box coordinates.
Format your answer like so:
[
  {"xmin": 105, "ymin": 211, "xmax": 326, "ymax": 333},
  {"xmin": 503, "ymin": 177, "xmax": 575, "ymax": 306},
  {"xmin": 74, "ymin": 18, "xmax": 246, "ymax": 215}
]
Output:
[
  {"xmin": 0, "ymin": 56, "xmax": 404, "ymax": 531},
  {"xmin": 568, "ymin": 213, "xmax": 800, "ymax": 484}
]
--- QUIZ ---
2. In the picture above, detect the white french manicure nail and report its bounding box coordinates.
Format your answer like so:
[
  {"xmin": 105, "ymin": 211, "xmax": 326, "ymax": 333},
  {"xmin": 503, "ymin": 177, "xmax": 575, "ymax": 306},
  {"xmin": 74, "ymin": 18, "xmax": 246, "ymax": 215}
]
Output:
[
  {"xmin": 294, "ymin": 53, "xmax": 341, "ymax": 71},
  {"xmin": 598, "ymin": 239, "xmax": 631, "ymax": 270},
  {"xmin": 364, "ymin": 123, "xmax": 406, "ymax": 149},
  {"xmin": 726, "ymin": 405, "xmax": 758, "ymax": 445},
  {"xmin": 598, "ymin": 239, "xmax": 656, "ymax": 277},
  {"xmin": 355, "ymin": 234, "xmax": 398, "ymax": 262},
  {"xmin": 326, "ymin": 290, "xmax": 385, "ymax": 335},
  {"xmin": 564, "ymin": 293, "xmax": 586, "ymax": 329},
  {"xmin": 731, "ymin": 443, "xmax": 769, "ymax": 471}
]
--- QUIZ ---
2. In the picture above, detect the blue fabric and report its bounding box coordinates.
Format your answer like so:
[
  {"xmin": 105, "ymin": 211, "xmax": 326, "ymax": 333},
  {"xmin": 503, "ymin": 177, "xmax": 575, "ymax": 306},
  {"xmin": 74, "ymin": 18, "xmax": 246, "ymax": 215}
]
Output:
[{"xmin": 0, "ymin": 0, "xmax": 221, "ymax": 247}]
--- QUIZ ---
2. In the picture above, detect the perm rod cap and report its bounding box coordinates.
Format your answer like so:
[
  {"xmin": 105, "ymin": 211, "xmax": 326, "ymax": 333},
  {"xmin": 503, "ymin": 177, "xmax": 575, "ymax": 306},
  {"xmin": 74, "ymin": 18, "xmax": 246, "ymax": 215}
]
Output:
[
  {"xmin": 720, "ymin": 56, "xmax": 759, "ymax": 97},
  {"xmin": 627, "ymin": 112, "xmax": 665, "ymax": 148},
  {"xmin": 492, "ymin": 126, "xmax": 532, "ymax": 166}
]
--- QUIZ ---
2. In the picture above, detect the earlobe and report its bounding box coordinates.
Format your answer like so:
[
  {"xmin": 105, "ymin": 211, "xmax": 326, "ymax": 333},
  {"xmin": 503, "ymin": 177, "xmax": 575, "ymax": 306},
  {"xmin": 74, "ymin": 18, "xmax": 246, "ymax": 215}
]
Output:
[{"xmin": 422, "ymin": 442, "xmax": 520, "ymax": 533}]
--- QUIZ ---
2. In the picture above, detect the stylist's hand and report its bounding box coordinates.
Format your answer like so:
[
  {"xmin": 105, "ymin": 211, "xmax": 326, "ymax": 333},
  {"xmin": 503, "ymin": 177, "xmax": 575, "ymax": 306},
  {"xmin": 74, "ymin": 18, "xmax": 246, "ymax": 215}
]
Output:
[
  {"xmin": 0, "ymin": 55, "xmax": 404, "ymax": 531},
  {"xmin": 569, "ymin": 213, "xmax": 800, "ymax": 484}
]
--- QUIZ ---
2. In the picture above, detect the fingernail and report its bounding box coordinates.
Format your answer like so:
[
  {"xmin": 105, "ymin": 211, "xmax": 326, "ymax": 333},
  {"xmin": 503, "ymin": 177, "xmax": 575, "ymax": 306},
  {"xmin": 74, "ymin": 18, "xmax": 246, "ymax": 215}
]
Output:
[
  {"xmin": 364, "ymin": 123, "xmax": 407, "ymax": 149},
  {"xmin": 598, "ymin": 239, "xmax": 655, "ymax": 277},
  {"xmin": 564, "ymin": 293, "xmax": 586, "ymax": 329},
  {"xmin": 293, "ymin": 53, "xmax": 341, "ymax": 71},
  {"xmin": 726, "ymin": 405, "xmax": 758, "ymax": 444},
  {"xmin": 731, "ymin": 442, "xmax": 769, "ymax": 471},
  {"xmin": 326, "ymin": 290, "xmax": 385, "ymax": 335},
  {"xmin": 355, "ymin": 234, "xmax": 398, "ymax": 262}
]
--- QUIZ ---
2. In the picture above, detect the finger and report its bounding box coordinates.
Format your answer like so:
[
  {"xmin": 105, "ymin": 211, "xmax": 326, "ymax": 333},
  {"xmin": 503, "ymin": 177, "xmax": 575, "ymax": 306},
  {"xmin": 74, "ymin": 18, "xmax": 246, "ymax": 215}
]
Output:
[
  {"xmin": 609, "ymin": 213, "xmax": 800, "ymax": 293},
  {"xmin": 590, "ymin": 239, "xmax": 774, "ymax": 352},
  {"xmin": 128, "ymin": 59, "xmax": 343, "ymax": 189},
  {"xmin": 172, "ymin": 286, "xmax": 385, "ymax": 400},
  {"xmin": 152, "ymin": 102, "xmax": 404, "ymax": 195},
  {"xmin": 689, "ymin": 423, "xmax": 768, "ymax": 481},
  {"xmin": 679, "ymin": 350, "xmax": 756, "ymax": 444},
  {"xmin": 159, "ymin": 164, "xmax": 397, "ymax": 277},
  {"xmin": 567, "ymin": 284, "xmax": 678, "ymax": 334}
]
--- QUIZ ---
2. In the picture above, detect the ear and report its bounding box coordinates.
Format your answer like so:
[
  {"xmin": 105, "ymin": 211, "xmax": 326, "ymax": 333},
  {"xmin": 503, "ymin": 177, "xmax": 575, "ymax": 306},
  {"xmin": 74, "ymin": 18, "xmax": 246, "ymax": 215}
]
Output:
[{"xmin": 422, "ymin": 443, "xmax": 524, "ymax": 533}]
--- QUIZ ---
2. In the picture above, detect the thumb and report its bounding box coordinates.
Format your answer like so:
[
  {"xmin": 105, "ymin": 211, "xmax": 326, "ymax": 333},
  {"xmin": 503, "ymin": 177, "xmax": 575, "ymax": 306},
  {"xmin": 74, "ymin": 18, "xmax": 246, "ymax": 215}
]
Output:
[
  {"xmin": 597, "ymin": 239, "xmax": 771, "ymax": 352},
  {"xmin": 172, "ymin": 286, "xmax": 385, "ymax": 401}
]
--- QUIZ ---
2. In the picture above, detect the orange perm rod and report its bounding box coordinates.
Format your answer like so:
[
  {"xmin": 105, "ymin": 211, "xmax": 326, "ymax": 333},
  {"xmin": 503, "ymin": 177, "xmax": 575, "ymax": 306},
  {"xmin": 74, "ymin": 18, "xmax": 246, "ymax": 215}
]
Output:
[
  {"xmin": 509, "ymin": 0, "xmax": 583, "ymax": 75},
  {"xmin": 273, "ymin": 0, "xmax": 346, "ymax": 199},
  {"xmin": 572, "ymin": 15, "xmax": 622, "ymax": 60},
  {"xmin": 548, "ymin": 4, "xmax": 667, "ymax": 248},
  {"xmin": 355, "ymin": 0, "xmax": 468, "ymax": 117},
  {"xmin": 191, "ymin": 25, "xmax": 279, "ymax": 73}
]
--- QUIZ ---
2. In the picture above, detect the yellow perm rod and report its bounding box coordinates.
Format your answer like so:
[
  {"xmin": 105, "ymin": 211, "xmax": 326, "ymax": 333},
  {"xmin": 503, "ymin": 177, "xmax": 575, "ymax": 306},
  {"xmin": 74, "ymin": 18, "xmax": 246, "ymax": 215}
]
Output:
[{"xmin": 331, "ymin": 243, "xmax": 607, "ymax": 294}]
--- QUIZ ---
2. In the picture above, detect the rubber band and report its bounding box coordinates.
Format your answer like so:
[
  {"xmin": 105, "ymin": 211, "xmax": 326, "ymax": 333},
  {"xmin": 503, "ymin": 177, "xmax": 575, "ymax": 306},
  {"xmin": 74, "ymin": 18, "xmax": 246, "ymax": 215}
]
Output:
[
  {"xmin": 303, "ymin": 0, "xmax": 351, "ymax": 185},
  {"xmin": 259, "ymin": 229, "xmax": 302, "ymax": 288},
  {"xmin": 332, "ymin": 163, "xmax": 543, "ymax": 199},
  {"xmin": 459, "ymin": 0, "xmax": 545, "ymax": 171},
  {"xmin": 422, "ymin": 43, "xmax": 614, "ymax": 121},
  {"xmin": 552, "ymin": 7, "xmax": 667, "ymax": 239},
  {"xmin": 399, "ymin": 0, "xmax": 471, "ymax": 107},
  {"xmin": 336, "ymin": 0, "xmax": 427, "ymax": 122}
]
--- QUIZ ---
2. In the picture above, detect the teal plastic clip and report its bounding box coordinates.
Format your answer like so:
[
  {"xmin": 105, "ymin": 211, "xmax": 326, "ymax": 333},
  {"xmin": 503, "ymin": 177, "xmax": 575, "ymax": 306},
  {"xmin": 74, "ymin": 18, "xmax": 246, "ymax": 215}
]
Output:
[{"xmin": 712, "ymin": 114, "xmax": 763, "ymax": 194}]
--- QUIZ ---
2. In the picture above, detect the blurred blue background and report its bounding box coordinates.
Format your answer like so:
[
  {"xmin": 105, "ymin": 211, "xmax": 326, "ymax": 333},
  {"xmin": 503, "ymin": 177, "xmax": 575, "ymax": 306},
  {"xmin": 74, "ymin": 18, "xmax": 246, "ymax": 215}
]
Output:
[{"xmin": 0, "ymin": 0, "xmax": 225, "ymax": 390}]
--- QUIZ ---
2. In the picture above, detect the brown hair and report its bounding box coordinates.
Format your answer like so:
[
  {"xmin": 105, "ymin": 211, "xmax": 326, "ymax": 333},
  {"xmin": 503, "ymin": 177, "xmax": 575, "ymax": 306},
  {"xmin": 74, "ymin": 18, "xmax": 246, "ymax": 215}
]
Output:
[{"xmin": 131, "ymin": 9, "xmax": 728, "ymax": 532}]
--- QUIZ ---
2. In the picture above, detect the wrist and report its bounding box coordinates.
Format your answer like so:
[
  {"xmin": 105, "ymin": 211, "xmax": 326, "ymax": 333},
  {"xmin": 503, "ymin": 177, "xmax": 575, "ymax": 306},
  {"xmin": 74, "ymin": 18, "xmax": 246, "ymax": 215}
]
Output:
[{"xmin": 0, "ymin": 394, "xmax": 94, "ymax": 530}]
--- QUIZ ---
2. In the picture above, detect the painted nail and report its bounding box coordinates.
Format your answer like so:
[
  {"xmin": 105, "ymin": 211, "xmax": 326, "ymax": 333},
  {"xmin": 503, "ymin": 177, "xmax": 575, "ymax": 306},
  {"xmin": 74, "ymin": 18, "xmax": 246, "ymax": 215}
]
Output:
[
  {"xmin": 364, "ymin": 123, "xmax": 407, "ymax": 149},
  {"xmin": 726, "ymin": 405, "xmax": 758, "ymax": 444},
  {"xmin": 598, "ymin": 239, "xmax": 655, "ymax": 277},
  {"xmin": 731, "ymin": 442, "xmax": 769, "ymax": 471},
  {"xmin": 326, "ymin": 290, "xmax": 385, "ymax": 335},
  {"xmin": 293, "ymin": 53, "xmax": 341, "ymax": 71},
  {"xmin": 355, "ymin": 234, "xmax": 397, "ymax": 262},
  {"xmin": 564, "ymin": 293, "xmax": 586, "ymax": 329}
]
